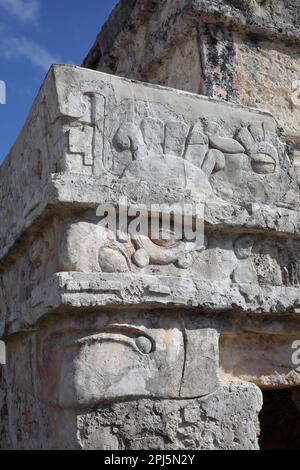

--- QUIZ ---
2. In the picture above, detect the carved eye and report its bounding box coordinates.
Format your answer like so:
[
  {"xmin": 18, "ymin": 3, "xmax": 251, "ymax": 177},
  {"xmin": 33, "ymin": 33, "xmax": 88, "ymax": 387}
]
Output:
[
  {"xmin": 135, "ymin": 336, "xmax": 153, "ymax": 354},
  {"xmin": 40, "ymin": 326, "xmax": 157, "ymax": 408}
]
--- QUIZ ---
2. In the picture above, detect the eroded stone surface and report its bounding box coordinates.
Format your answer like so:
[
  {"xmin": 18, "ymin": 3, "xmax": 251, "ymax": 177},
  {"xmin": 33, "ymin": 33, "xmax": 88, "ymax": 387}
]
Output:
[
  {"xmin": 0, "ymin": 64, "xmax": 299, "ymax": 449},
  {"xmin": 77, "ymin": 384, "xmax": 262, "ymax": 451},
  {"xmin": 83, "ymin": 0, "xmax": 300, "ymax": 144},
  {"xmin": 220, "ymin": 333, "xmax": 300, "ymax": 389},
  {"xmin": 0, "ymin": 64, "xmax": 298, "ymax": 261}
]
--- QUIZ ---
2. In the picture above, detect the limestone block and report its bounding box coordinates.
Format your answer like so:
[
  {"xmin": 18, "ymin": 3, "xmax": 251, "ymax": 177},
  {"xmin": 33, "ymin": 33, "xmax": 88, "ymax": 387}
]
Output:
[
  {"xmin": 77, "ymin": 384, "xmax": 263, "ymax": 451},
  {"xmin": 0, "ymin": 64, "xmax": 299, "ymax": 449},
  {"xmin": 83, "ymin": 0, "xmax": 300, "ymax": 143},
  {"xmin": 0, "ymin": 64, "xmax": 298, "ymax": 264},
  {"xmin": 1, "ymin": 339, "xmax": 263, "ymax": 450},
  {"xmin": 220, "ymin": 333, "xmax": 300, "ymax": 389}
]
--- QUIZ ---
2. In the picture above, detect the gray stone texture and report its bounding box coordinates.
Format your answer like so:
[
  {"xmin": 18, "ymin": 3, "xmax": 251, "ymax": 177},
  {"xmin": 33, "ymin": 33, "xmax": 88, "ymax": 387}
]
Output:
[
  {"xmin": 83, "ymin": 0, "xmax": 300, "ymax": 153},
  {"xmin": 1, "ymin": 63, "xmax": 300, "ymax": 449}
]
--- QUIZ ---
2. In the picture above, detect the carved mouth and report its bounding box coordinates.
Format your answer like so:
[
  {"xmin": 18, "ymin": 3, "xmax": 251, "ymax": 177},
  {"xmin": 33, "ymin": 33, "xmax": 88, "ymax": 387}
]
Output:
[
  {"xmin": 251, "ymin": 154, "xmax": 276, "ymax": 175},
  {"xmin": 151, "ymin": 229, "xmax": 181, "ymax": 248}
]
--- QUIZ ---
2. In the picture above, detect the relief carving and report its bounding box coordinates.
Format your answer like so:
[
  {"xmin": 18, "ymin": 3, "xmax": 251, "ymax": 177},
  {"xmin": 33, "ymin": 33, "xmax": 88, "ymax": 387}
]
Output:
[
  {"xmin": 1, "ymin": 65, "xmax": 300, "ymax": 450},
  {"xmin": 36, "ymin": 313, "xmax": 219, "ymax": 408},
  {"xmin": 1, "ymin": 65, "xmax": 298, "ymax": 267},
  {"xmin": 59, "ymin": 218, "xmax": 300, "ymax": 286},
  {"xmin": 291, "ymin": 80, "xmax": 300, "ymax": 111},
  {"xmin": 66, "ymin": 93, "xmax": 106, "ymax": 174},
  {"xmin": 0, "ymin": 223, "xmax": 59, "ymax": 327},
  {"xmin": 233, "ymin": 235, "xmax": 300, "ymax": 287},
  {"xmin": 131, "ymin": 229, "xmax": 207, "ymax": 270},
  {"xmin": 236, "ymin": 123, "xmax": 279, "ymax": 175},
  {"xmin": 60, "ymin": 214, "xmax": 208, "ymax": 274},
  {"xmin": 113, "ymin": 117, "xmax": 232, "ymax": 183}
]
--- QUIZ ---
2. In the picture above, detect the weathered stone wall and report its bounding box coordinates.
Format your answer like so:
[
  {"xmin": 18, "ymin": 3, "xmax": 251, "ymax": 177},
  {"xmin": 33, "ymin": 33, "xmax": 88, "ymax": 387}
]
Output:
[
  {"xmin": 83, "ymin": 0, "xmax": 300, "ymax": 147},
  {"xmin": 0, "ymin": 65, "xmax": 300, "ymax": 449}
]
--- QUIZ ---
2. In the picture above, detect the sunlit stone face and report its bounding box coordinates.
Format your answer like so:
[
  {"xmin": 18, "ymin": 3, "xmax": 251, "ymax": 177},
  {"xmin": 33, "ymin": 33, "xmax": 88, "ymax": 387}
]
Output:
[
  {"xmin": 37, "ymin": 312, "xmax": 183, "ymax": 409},
  {"xmin": 35, "ymin": 311, "xmax": 221, "ymax": 410},
  {"xmin": 1, "ymin": 63, "xmax": 300, "ymax": 450}
]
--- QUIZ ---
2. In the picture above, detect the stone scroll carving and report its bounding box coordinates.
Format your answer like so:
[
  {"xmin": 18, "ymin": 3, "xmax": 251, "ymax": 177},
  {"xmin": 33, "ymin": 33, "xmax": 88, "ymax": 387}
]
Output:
[
  {"xmin": 1, "ymin": 65, "xmax": 300, "ymax": 450},
  {"xmin": 0, "ymin": 65, "xmax": 299, "ymax": 261},
  {"xmin": 64, "ymin": 100, "xmax": 290, "ymax": 206},
  {"xmin": 36, "ymin": 313, "xmax": 219, "ymax": 408}
]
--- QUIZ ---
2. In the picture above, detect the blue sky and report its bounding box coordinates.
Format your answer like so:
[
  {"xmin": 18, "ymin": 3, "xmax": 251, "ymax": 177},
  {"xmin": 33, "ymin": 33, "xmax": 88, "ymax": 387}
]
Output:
[{"xmin": 0, "ymin": 0, "xmax": 118, "ymax": 162}]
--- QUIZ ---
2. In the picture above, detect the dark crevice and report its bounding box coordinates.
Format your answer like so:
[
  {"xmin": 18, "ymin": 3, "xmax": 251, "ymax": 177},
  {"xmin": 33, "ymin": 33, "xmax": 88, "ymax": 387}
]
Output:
[{"xmin": 259, "ymin": 388, "xmax": 300, "ymax": 450}]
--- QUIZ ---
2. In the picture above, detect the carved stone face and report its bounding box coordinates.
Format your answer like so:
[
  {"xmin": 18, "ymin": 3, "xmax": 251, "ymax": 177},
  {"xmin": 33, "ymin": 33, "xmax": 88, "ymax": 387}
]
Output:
[
  {"xmin": 36, "ymin": 312, "xmax": 219, "ymax": 410},
  {"xmin": 1, "ymin": 65, "xmax": 300, "ymax": 450},
  {"xmin": 111, "ymin": 114, "xmax": 296, "ymax": 207},
  {"xmin": 35, "ymin": 308, "xmax": 300, "ymax": 412},
  {"xmin": 3, "ymin": 308, "xmax": 300, "ymax": 450},
  {"xmin": 60, "ymin": 218, "xmax": 207, "ymax": 275}
]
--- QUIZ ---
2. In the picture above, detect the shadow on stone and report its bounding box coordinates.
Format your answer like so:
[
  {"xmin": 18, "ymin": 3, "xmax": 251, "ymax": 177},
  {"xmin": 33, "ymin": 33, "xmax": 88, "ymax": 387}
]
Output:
[{"xmin": 259, "ymin": 388, "xmax": 300, "ymax": 450}]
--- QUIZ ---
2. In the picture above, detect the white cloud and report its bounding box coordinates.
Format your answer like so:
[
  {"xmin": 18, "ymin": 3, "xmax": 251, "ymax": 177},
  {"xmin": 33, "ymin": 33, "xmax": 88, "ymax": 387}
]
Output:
[
  {"xmin": 1, "ymin": 37, "xmax": 60, "ymax": 71},
  {"xmin": 0, "ymin": 0, "xmax": 40, "ymax": 24}
]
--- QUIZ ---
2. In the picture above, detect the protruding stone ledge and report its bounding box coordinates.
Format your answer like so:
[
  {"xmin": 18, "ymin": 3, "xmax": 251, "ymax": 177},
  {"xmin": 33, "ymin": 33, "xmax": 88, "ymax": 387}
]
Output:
[
  {"xmin": 1, "ymin": 65, "xmax": 299, "ymax": 358},
  {"xmin": 0, "ymin": 64, "xmax": 298, "ymax": 263},
  {"xmin": 3, "ymin": 272, "xmax": 300, "ymax": 337},
  {"xmin": 2, "ymin": 173, "xmax": 300, "ymax": 266},
  {"xmin": 3, "ymin": 6, "xmax": 300, "ymax": 451}
]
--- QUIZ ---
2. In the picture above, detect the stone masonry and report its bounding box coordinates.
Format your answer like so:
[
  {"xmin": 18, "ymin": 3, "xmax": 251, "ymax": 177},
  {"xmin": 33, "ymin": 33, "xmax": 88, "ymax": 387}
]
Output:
[
  {"xmin": 1, "ymin": 1, "xmax": 300, "ymax": 450},
  {"xmin": 83, "ymin": 0, "xmax": 300, "ymax": 164}
]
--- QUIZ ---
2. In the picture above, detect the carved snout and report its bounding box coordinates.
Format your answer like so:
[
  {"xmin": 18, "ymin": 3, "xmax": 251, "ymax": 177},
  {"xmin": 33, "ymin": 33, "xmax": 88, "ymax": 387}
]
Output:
[{"xmin": 37, "ymin": 319, "xmax": 220, "ymax": 410}]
